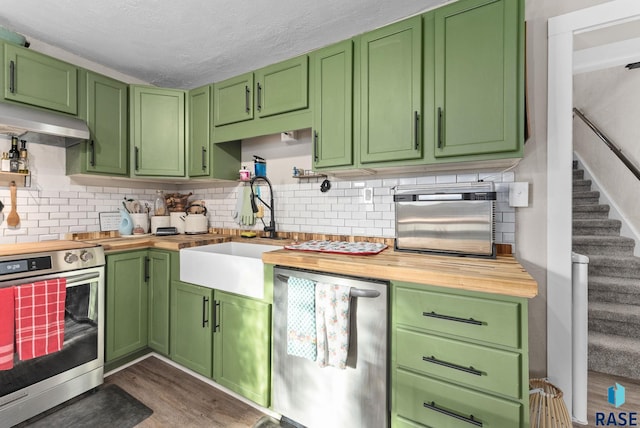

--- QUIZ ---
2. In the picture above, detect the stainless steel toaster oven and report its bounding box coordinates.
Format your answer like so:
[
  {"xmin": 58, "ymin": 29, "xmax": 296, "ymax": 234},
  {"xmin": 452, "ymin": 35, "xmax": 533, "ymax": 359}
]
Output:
[{"xmin": 393, "ymin": 182, "xmax": 496, "ymax": 257}]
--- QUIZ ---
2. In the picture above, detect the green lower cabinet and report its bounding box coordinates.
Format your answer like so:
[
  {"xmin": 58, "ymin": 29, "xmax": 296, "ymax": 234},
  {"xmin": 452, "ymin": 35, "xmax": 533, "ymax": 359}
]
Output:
[
  {"xmin": 148, "ymin": 250, "xmax": 171, "ymax": 355},
  {"xmin": 170, "ymin": 280, "xmax": 213, "ymax": 377},
  {"xmin": 213, "ymin": 291, "xmax": 271, "ymax": 407},
  {"xmin": 395, "ymin": 369, "xmax": 521, "ymax": 427},
  {"xmin": 105, "ymin": 251, "xmax": 148, "ymax": 363},
  {"xmin": 391, "ymin": 281, "xmax": 529, "ymax": 427}
]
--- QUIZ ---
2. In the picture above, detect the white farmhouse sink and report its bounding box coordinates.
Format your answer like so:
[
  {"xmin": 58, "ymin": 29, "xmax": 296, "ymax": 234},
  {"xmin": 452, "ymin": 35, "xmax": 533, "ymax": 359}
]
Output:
[{"xmin": 179, "ymin": 242, "xmax": 283, "ymax": 299}]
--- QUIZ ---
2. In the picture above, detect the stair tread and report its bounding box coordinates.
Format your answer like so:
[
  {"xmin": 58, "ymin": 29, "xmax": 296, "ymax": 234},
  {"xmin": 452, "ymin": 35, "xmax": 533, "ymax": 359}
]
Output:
[
  {"xmin": 589, "ymin": 301, "xmax": 640, "ymax": 317},
  {"xmin": 573, "ymin": 204, "xmax": 609, "ymax": 211},
  {"xmin": 573, "ymin": 219, "xmax": 621, "ymax": 227},
  {"xmin": 590, "ymin": 275, "xmax": 640, "ymax": 287},
  {"xmin": 572, "ymin": 235, "xmax": 635, "ymax": 244},
  {"xmin": 590, "ymin": 331, "xmax": 640, "ymax": 352},
  {"xmin": 588, "ymin": 254, "xmax": 640, "ymax": 264},
  {"xmin": 573, "ymin": 190, "xmax": 599, "ymax": 197}
]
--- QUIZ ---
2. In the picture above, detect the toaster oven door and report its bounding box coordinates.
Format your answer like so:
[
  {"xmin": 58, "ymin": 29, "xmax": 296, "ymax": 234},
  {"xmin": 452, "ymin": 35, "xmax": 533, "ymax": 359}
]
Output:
[{"xmin": 395, "ymin": 199, "xmax": 495, "ymax": 257}]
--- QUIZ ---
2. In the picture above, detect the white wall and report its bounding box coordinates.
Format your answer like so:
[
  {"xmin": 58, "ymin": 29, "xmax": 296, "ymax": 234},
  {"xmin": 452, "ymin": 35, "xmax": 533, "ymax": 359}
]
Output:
[{"xmin": 574, "ymin": 66, "xmax": 640, "ymax": 236}]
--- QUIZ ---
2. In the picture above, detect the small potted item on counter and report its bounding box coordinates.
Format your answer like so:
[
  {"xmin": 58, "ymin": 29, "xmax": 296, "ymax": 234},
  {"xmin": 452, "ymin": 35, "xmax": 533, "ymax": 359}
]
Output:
[{"xmin": 239, "ymin": 166, "xmax": 251, "ymax": 181}]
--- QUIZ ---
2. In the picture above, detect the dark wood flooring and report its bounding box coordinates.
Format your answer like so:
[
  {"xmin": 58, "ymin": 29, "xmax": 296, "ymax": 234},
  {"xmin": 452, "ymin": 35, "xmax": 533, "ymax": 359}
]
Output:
[
  {"xmin": 105, "ymin": 356, "xmax": 266, "ymax": 427},
  {"xmin": 572, "ymin": 371, "xmax": 640, "ymax": 427}
]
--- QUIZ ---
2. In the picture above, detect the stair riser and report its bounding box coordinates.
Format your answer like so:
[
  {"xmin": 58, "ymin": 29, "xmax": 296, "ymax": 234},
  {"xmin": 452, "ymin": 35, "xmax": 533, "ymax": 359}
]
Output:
[
  {"xmin": 574, "ymin": 244, "xmax": 634, "ymax": 256},
  {"xmin": 589, "ymin": 264, "xmax": 640, "ymax": 279},
  {"xmin": 573, "ymin": 170, "xmax": 584, "ymax": 180},
  {"xmin": 573, "ymin": 185, "xmax": 592, "ymax": 192},
  {"xmin": 573, "ymin": 198, "xmax": 600, "ymax": 206},
  {"xmin": 589, "ymin": 290, "xmax": 640, "ymax": 305},
  {"xmin": 573, "ymin": 227, "xmax": 621, "ymax": 236},
  {"xmin": 573, "ymin": 212, "xmax": 610, "ymax": 219},
  {"xmin": 589, "ymin": 318, "xmax": 640, "ymax": 339},
  {"xmin": 589, "ymin": 345, "xmax": 640, "ymax": 380}
]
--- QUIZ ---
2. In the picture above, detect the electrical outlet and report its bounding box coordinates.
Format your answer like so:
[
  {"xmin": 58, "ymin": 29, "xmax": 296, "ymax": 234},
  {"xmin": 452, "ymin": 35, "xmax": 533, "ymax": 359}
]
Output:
[{"xmin": 363, "ymin": 187, "xmax": 373, "ymax": 203}]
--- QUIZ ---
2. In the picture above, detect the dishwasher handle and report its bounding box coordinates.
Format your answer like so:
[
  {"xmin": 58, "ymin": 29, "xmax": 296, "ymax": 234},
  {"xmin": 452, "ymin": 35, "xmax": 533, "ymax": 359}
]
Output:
[{"xmin": 276, "ymin": 274, "xmax": 380, "ymax": 298}]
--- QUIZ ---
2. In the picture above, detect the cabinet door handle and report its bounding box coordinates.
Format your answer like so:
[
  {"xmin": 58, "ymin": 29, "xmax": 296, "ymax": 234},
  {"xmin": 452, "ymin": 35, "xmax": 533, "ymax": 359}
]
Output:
[
  {"xmin": 422, "ymin": 311, "xmax": 483, "ymax": 326},
  {"xmin": 202, "ymin": 296, "xmax": 210, "ymax": 328},
  {"xmin": 89, "ymin": 140, "xmax": 96, "ymax": 167},
  {"xmin": 423, "ymin": 401, "xmax": 483, "ymax": 427},
  {"xmin": 414, "ymin": 111, "xmax": 420, "ymax": 150},
  {"xmin": 201, "ymin": 146, "xmax": 207, "ymax": 171},
  {"xmin": 144, "ymin": 256, "xmax": 150, "ymax": 282},
  {"xmin": 245, "ymin": 85, "xmax": 250, "ymax": 113},
  {"xmin": 256, "ymin": 82, "xmax": 262, "ymax": 112},
  {"xmin": 422, "ymin": 355, "xmax": 482, "ymax": 376},
  {"xmin": 9, "ymin": 60, "xmax": 15, "ymax": 94},
  {"xmin": 437, "ymin": 107, "xmax": 443, "ymax": 149},
  {"xmin": 134, "ymin": 146, "xmax": 140, "ymax": 171},
  {"xmin": 313, "ymin": 131, "xmax": 319, "ymax": 162},
  {"xmin": 213, "ymin": 300, "xmax": 221, "ymax": 332}
]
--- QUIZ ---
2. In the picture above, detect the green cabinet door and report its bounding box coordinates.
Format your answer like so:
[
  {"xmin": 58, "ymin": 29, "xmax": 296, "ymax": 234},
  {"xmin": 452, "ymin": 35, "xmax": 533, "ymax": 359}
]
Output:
[
  {"xmin": 255, "ymin": 56, "xmax": 308, "ymax": 118},
  {"xmin": 105, "ymin": 251, "xmax": 148, "ymax": 362},
  {"xmin": 148, "ymin": 250, "xmax": 171, "ymax": 355},
  {"xmin": 359, "ymin": 17, "xmax": 422, "ymax": 164},
  {"xmin": 188, "ymin": 84, "xmax": 211, "ymax": 177},
  {"xmin": 213, "ymin": 72, "xmax": 254, "ymax": 126},
  {"xmin": 312, "ymin": 41, "xmax": 353, "ymax": 169},
  {"xmin": 213, "ymin": 291, "xmax": 271, "ymax": 406},
  {"xmin": 3, "ymin": 43, "xmax": 78, "ymax": 114},
  {"xmin": 130, "ymin": 86, "xmax": 185, "ymax": 177},
  {"xmin": 69, "ymin": 71, "xmax": 128, "ymax": 176},
  {"xmin": 434, "ymin": 0, "xmax": 521, "ymax": 157},
  {"xmin": 170, "ymin": 281, "xmax": 213, "ymax": 377}
]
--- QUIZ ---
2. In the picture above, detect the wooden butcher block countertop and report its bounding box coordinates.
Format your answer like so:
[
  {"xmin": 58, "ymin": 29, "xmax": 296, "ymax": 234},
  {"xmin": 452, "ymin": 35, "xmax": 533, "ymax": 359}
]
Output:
[
  {"xmin": 262, "ymin": 248, "xmax": 538, "ymax": 299},
  {"xmin": 0, "ymin": 240, "xmax": 99, "ymax": 257},
  {"xmin": 79, "ymin": 233, "xmax": 234, "ymax": 252}
]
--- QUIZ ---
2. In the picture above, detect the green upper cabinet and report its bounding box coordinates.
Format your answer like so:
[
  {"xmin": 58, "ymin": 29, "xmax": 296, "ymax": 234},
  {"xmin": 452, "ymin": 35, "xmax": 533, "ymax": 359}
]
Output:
[
  {"xmin": 105, "ymin": 251, "xmax": 148, "ymax": 363},
  {"xmin": 170, "ymin": 280, "xmax": 213, "ymax": 377},
  {"xmin": 433, "ymin": 0, "xmax": 521, "ymax": 158},
  {"xmin": 130, "ymin": 85, "xmax": 185, "ymax": 177},
  {"xmin": 3, "ymin": 43, "xmax": 78, "ymax": 114},
  {"xmin": 359, "ymin": 16, "xmax": 422, "ymax": 164},
  {"xmin": 255, "ymin": 56, "xmax": 308, "ymax": 118},
  {"xmin": 213, "ymin": 291, "xmax": 271, "ymax": 407},
  {"xmin": 147, "ymin": 250, "xmax": 171, "ymax": 356},
  {"xmin": 188, "ymin": 84, "xmax": 211, "ymax": 177},
  {"xmin": 213, "ymin": 72, "xmax": 254, "ymax": 127},
  {"xmin": 312, "ymin": 40, "xmax": 353, "ymax": 169},
  {"xmin": 67, "ymin": 70, "xmax": 128, "ymax": 176}
]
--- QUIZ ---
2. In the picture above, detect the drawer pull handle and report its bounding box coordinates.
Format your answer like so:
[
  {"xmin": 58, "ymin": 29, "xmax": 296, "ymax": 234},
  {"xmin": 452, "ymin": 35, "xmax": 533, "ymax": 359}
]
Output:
[
  {"xmin": 423, "ymin": 355, "xmax": 482, "ymax": 376},
  {"xmin": 423, "ymin": 401, "xmax": 483, "ymax": 427},
  {"xmin": 422, "ymin": 311, "xmax": 483, "ymax": 326}
]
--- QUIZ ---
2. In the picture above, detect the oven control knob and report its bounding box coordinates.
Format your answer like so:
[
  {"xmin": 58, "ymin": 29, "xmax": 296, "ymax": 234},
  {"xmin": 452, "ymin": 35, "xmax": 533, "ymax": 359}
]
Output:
[
  {"xmin": 64, "ymin": 252, "xmax": 79, "ymax": 263},
  {"xmin": 80, "ymin": 251, "xmax": 94, "ymax": 262}
]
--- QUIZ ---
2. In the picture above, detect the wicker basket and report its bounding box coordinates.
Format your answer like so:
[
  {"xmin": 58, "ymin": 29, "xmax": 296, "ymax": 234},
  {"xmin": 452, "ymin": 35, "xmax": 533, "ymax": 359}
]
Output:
[{"xmin": 529, "ymin": 378, "xmax": 572, "ymax": 427}]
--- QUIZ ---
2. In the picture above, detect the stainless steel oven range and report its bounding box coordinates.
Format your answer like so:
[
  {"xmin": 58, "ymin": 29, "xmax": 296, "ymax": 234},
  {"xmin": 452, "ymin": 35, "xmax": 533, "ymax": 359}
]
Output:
[{"xmin": 0, "ymin": 242, "xmax": 105, "ymax": 428}]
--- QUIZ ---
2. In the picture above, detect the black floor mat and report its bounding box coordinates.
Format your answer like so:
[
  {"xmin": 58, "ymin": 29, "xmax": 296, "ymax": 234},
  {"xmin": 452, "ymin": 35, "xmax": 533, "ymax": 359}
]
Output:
[{"xmin": 16, "ymin": 384, "xmax": 153, "ymax": 428}]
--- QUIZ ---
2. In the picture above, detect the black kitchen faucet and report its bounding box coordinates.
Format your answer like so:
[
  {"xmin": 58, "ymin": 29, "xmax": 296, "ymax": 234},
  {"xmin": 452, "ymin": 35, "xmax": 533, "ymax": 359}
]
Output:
[{"xmin": 249, "ymin": 175, "xmax": 276, "ymax": 239}]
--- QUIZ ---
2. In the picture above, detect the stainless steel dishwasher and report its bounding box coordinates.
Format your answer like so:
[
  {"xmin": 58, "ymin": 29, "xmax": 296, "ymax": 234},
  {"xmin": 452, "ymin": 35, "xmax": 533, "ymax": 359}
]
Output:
[{"xmin": 272, "ymin": 267, "xmax": 389, "ymax": 428}]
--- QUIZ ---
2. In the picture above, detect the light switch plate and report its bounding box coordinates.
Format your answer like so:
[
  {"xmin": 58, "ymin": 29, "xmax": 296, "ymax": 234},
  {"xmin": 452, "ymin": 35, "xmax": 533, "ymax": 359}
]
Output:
[
  {"xmin": 363, "ymin": 187, "xmax": 373, "ymax": 203},
  {"xmin": 509, "ymin": 182, "xmax": 529, "ymax": 207}
]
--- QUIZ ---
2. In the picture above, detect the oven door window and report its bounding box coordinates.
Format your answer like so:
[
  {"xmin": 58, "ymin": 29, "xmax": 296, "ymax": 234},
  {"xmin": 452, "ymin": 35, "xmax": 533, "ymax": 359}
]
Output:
[{"xmin": 0, "ymin": 277, "xmax": 99, "ymax": 398}]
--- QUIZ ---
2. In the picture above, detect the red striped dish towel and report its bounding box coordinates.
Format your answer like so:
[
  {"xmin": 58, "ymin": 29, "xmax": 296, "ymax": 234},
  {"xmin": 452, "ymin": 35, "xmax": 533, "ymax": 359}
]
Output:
[
  {"xmin": 0, "ymin": 286, "xmax": 15, "ymax": 370},
  {"xmin": 15, "ymin": 278, "xmax": 67, "ymax": 360}
]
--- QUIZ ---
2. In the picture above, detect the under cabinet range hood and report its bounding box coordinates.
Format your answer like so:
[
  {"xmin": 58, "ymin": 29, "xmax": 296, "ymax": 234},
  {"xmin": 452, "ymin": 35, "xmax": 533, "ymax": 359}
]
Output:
[{"xmin": 0, "ymin": 102, "xmax": 90, "ymax": 147}]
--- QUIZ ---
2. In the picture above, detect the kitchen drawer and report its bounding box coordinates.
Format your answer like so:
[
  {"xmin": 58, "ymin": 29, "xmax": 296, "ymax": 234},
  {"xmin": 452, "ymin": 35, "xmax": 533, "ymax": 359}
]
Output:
[
  {"xmin": 397, "ymin": 328, "xmax": 521, "ymax": 398},
  {"xmin": 395, "ymin": 369, "xmax": 521, "ymax": 427},
  {"xmin": 395, "ymin": 286, "xmax": 520, "ymax": 348}
]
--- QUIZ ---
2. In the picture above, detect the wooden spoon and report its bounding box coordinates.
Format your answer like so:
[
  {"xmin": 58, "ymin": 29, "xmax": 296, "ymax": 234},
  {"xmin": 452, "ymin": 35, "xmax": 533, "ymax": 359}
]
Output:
[{"xmin": 7, "ymin": 180, "xmax": 20, "ymax": 228}]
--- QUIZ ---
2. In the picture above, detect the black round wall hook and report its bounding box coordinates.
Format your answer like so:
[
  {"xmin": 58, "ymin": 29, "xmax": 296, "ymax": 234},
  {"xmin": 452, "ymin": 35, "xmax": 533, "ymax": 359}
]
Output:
[{"xmin": 320, "ymin": 179, "xmax": 331, "ymax": 193}]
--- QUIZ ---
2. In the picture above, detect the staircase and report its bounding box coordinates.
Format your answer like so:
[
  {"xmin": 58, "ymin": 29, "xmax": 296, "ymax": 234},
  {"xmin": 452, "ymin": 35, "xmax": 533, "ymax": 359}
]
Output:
[{"xmin": 572, "ymin": 161, "xmax": 640, "ymax": 379}]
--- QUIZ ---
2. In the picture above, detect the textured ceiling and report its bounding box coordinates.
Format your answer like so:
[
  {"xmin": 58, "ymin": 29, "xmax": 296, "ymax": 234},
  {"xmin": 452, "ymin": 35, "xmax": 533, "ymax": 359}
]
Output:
[{"xmin": 0, "ymin": 0, "xmax": 450, "ymax": 89}]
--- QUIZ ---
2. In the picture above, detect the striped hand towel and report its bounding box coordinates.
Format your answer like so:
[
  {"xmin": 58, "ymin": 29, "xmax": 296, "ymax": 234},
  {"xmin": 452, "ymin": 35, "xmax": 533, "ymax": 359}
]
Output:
[
  {"xmin": 316, "ymin": 283, "xmax": 351, "ymax": 369},
  {"xmin": 0, "ymin": 286, "xmax": 15, "ymax": 370},
  {"xmin": 286, "ymin": 277, "xmax": 317, "ymax": 361},
  {"xmin": 15, "ymin": 278, "xmax": 67, "ymax": 361}
]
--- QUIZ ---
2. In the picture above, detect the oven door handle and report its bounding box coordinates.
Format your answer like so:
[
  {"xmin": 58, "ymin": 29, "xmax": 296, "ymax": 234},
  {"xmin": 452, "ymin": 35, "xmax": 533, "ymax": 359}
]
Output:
[{"xmin": 65, "ymin": 271, "xmax": 101, "ymax": 286}]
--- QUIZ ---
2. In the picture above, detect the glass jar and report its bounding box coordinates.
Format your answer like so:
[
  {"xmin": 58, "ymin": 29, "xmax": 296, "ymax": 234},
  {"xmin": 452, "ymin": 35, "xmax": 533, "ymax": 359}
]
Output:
[{"xmin": 154, "ymin": 190, "xmax": 167, "ymax": 216}]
